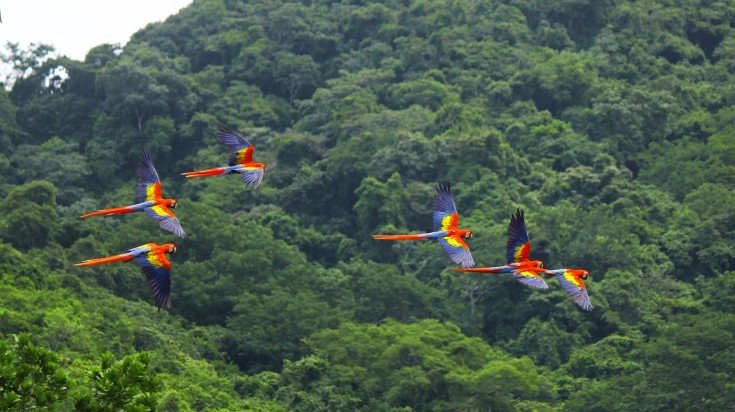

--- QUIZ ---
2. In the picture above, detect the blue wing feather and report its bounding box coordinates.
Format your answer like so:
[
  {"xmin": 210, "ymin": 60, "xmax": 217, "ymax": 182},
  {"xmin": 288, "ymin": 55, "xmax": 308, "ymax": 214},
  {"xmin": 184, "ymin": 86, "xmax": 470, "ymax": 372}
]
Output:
[
  {"xmin": 241, "ymin": 169, "xmax": 265, "ymax": 189},
  {"xmin": 437, "ymin": 237, "xmax": 475, "ymax": 268},
  {"xmin": 144, "ymin": 209, "xmax": 187, "ymax": 238},
  {"xmin": 433, "ymin": 182, "xmax": 458, "ymax": 232},
  {"xmin": 217, "ymin": 127, "xmax": 251, "ymax": 152},
  {"xmin": 513, "ymin": 271, "xmax": 549, "ymax": 289},
  {"xmin": 133, "ymin": 254, "xmax": 171, "ymax": 310},
  {"xmin": 555, "ymin": 274, "xmax": 593, "ymax": 311},
  {"xmin": 506, "ymin": 209, "xmax": 530, "ymax": 265},
  {"xmin": 135, "ymin": 152, "xmax": 161, "ymax": 203}
]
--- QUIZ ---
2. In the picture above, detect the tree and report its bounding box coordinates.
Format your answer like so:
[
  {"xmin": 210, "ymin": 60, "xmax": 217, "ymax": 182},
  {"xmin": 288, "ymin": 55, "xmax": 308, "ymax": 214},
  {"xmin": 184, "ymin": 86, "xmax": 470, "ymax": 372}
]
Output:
[
  {"xmin": 75, "ymin": 352, "xmax": 160, "ymax": 412},
  {"xmin": 0, "ymin": 334, "xmax": 69, "ymax": 410}
]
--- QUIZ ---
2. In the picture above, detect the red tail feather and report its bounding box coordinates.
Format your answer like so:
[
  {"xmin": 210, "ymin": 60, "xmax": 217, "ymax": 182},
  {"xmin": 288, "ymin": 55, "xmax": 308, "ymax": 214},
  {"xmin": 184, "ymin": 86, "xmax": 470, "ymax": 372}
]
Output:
[
  {"xmin": 372, "ymin": 234, "xmax": 428, "ymax": 241},
  {"xmin": 74, "ymin": 254, "xmax": 134, "ymax": 267},
  {"xmin": 451, "ymin": 267, "xmax": 501, "ymax": 273},
  {"xmin": 80, "ymin": 206, "xmax": 136, "ymax": 218},
  {"xmin": 181, "ymin": 168, "xmax": 226, "ymax": 178}
]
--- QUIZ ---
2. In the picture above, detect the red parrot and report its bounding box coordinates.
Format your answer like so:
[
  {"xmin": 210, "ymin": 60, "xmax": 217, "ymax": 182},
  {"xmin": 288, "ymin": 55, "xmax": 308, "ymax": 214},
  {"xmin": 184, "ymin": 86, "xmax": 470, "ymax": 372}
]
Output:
[
  {"xmin": 452, "ymin": 209, "xmax": 547, "ymax": 289},
  {"xmin": 81, "ymin": 152, "xmax": 187, "ymax": 238},
  {"xmin": 74, "ymin": 243, "xmax": 177, "ymax": 310},
  {"xmin": 527, "ymin": 268, "xmax": 593, "ymax": 310},
  {"xmin": 181, "ymin": 127, "xmax": 266, "ymax": 189},
  {"xmin": 373, "ymin": 182, "xmax": 475, "ymax": 268}
]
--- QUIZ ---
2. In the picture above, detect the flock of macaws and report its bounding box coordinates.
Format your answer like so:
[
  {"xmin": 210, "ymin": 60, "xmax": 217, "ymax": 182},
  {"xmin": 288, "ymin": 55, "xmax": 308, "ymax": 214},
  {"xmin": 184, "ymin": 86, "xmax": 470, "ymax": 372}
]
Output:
[
  {"xmin": 373, "ymin": 184, "xmax": 593, "ymax": 311},
  {"xmin": 74, "ymin": 128, "xmax": 592, "ymax": 311},
  {"xmin": 74, "ymin": 128, "xmax": 266, "ymax": 309}
]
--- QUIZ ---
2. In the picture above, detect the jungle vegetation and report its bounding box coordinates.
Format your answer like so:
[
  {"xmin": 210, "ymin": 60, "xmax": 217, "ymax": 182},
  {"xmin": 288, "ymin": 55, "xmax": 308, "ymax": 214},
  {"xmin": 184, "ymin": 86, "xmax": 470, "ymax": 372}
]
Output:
[{"xmin": 1, "ymin": 0, "xmax": 734, "ymax": 410}]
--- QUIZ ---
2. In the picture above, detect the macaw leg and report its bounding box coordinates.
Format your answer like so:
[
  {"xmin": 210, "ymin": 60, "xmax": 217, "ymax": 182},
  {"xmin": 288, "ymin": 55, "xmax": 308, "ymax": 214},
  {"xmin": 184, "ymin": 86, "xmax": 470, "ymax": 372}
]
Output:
[
  {"xmin": 74, "ymin": 253, "xmax": 134, "ymax": 267},
  {"xmin": 181, "ymin": 167, "xmax": 228, "ymax": 178}
]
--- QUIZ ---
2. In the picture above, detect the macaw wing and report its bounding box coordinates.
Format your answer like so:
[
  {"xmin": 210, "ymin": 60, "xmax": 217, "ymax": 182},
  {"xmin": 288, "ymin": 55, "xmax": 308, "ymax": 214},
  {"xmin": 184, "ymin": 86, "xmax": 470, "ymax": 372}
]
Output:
[
  {"xmin": 513, "ymin": 271, "xmax": 549, "ymax": 289},
  {"xmin": 134, "ymin": 250, "xmax": 172, "ymax": 309},
  {"xmin": 438, "ymin": 236, "xmax": 475, "ymax": 268},
  {"xmin": 506, "ymin": 209, "xmax": 531, "ymax": 265},
  {"xmin": 144, "ymin": 207, "xmax": 187, "ymax": 238},
  {"xmin": 555, "ymin": 272, "xmax": 593, "ymax": 311},
  {"xmin": 433, "ymin": 183, "xmax": 459, "ymax": 232},
  {"xmin": 136, "ymin": 152, "xmax": 162, "ymax": 203},
  {"xmin": 241, "ymin": 167, "xmax": 264, "ymax": 189},
  {"xmin": 218, "ymin": 127, "xmax": 254, "ymax": 165}
]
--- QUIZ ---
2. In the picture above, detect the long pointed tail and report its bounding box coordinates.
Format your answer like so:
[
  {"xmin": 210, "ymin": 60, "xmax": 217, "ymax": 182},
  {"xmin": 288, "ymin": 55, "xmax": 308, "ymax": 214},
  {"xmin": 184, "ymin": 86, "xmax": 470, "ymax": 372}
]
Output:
[
  {"xmin": 80, "ymin": 206, "xmax": 138, "ymax": 218},
  {"xmin": 74, "ymin": 254, "xmax": 134, "ymax": 267},
  {"xmin": 372, "ymin": 234, "xmax": 429, "ymax": 241},
  {"xmin": 181, "ymin": 167, "xmax": 227, "ymax": 178},
  {"xmin": 451, "ymin": 267, "xmax": 502, "ymax": 273}
]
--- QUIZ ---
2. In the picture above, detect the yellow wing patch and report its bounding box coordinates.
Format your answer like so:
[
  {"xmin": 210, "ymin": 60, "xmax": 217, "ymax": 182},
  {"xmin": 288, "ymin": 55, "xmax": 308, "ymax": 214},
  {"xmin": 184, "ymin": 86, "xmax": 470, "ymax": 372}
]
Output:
[
  {"xmin": 145, "ymin": 182, "xmax": 162, "ymax": 201},
  {"xmin": 147, "ymin": 250, "xmax": 164, "ymax": 268},
  {"xmin": 563, "ymin": 271, "xmax": 583, "ymax": 288},
  {"xmin": 443, "ymin": 235, "xmax": 464, "ymax": 248},
  {"xmin": 440, "ymin": 213, "xmax": 458, "ymax": 231},
  {"xmin": 150, "ymin": 204, "xmax": 174, "ymax": 218}
]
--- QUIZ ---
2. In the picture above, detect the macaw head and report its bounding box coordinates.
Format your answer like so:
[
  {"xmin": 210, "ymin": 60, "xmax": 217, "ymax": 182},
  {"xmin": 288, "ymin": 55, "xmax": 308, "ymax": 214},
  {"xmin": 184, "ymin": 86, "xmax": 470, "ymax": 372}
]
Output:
[
  {"xmin": 573, "ymin": 269, "xmax": 590, "ymax": 280},
  {"xmin": 165, "ymin": 243, "xmax": 177, "ymax": 254},
  {"xmin": 166, "ymin": 199, "xmax": 178, "ymax": 209},
  {"xmin": 461, "ymin": 230, "xmax": 473, "ymax": 240}
]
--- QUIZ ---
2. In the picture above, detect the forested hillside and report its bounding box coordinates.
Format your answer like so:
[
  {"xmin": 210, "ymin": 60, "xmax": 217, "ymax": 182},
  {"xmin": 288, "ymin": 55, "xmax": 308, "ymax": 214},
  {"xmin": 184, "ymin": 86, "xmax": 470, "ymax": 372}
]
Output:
[{"xmin": 1, "ymin": 0, "xmax": 734, "ymax": 410}]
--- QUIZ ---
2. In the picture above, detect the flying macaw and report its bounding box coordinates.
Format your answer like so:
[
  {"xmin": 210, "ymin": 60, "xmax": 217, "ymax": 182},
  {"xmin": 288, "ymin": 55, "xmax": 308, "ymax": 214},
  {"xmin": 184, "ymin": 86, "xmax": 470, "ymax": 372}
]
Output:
[
  {"xmin": 181, "ymin": 127, "xmax": 267, "ymax": 189},
  {"xmin": 74, "ymin": 243, "xmax": 177, "ymax": 310},
  {"xmin": 452, "ymin": 209, "xmax": 547, "ymax": 289},
  {"xmin": 80, "ymin": 152, "xmax": 186, "ymax": 238},
  {"xmin": 373, "ymin": 182, "xmax": 475, "ymax": 268},
  {"xmin": 526, "ymin": 268, "xmax": 593, "ymax": 310}
]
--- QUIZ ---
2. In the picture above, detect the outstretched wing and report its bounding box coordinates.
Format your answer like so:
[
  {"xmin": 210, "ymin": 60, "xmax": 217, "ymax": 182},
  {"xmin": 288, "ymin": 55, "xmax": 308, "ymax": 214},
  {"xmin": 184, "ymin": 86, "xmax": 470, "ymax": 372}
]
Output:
[
  {"xmin": 133, "ymin": 248, "xmax": 172, "ymax": 309},
  {"xmin": 136, "ymin": 152, "xmax": 162, "ymax": 203},
  {"xmin": 433, "ymin": 182, "xmax": 458, "ymax": 232},
  {"xmin": 506, "ymin": 209, "xmax": 531, "ymax": 265},
  {"xmin": 145, "ymin": 207, "xmax": 187, "ymax": 238},
  {"xmin": 241, "ymin": 167, "xmax": 265, "ymax": 189},
  {"xmin": 218, "ymin": 127, "xmax": 254, "ymax": 166},
  {"xmin": 555, "ymin": 271, "xmax": 593, "ymax": 311},
  {"xmin": 438, "ymin": 236, "xmax": 475, "ymax": 268},
  {"xmin": 513, "ymin": 270, "xmax": 549, "ymax": 289}
]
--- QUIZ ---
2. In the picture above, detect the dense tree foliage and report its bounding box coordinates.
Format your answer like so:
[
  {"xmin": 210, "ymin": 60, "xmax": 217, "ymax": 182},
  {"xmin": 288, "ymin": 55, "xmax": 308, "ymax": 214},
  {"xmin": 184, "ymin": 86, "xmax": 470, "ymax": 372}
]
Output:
[{"xmin": 1, "ymin": 0, "xmax": 734, "ymax": 409}]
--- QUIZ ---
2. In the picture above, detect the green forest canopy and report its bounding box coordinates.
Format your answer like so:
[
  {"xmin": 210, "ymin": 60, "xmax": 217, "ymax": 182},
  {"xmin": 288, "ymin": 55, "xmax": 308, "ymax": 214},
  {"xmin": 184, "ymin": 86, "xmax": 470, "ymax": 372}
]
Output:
[{"xmin": 1, "ymin": 0, "xmax": 734, "ymax": 410}]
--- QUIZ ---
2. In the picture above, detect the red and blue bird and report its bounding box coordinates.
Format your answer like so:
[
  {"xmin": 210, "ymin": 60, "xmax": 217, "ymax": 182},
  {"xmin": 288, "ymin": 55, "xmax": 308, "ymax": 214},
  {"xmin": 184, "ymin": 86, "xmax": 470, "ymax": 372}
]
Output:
[
  {"xmin": 81, "ymin": 152, "xmax": 186, "ymax": 238},
  {"xmin": 373, "ymin": 182, "xmax": 475, "ymax": 268},
  {"xmin": 74, "ymin": 243, "xmax": 178, "ymax": 310},
  {"xmin": 181, "ymin": 127, "xmax": 267, "ymax": 189},
  {"xmin": 453, "ymin": 209, "xmax": 547, "ymax": 288},
  {"xmin": 527, "ymin": 267, "xmax": 593, "ymax": 310}
]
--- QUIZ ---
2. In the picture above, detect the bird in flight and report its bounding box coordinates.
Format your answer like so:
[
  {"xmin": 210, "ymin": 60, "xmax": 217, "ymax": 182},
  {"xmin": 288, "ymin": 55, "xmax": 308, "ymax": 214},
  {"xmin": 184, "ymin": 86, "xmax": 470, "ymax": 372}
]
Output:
[
  {"xmin": 373, "ymin": 182, "xmax": 475, "ymax": 268},
  {"xmin": 181, "ymin": 127, "xmax": 267, "ymax": 189},
  {"xmin": 81, "ymin": 152, "xmax": 186, "ymax": 238},
  {"xmin": 525, "ymin": 267, "xmax": 593, "ymax": 310},
  {"xmin": 453, "ymin": 209, "xmax": 547, "ymax": 289},
  {"xmin": 75, "ymin": 243, "xmax": 178, "ymax": 310}
]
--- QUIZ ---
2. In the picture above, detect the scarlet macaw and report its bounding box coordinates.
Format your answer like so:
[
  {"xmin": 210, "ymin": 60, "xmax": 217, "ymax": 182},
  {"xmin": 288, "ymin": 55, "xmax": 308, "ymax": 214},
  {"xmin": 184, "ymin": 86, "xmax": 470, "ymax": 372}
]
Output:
[
  {"xmin": 81, "ymin": 152, "xmax": 187, "ymax": 238},
  {"xmin": 527, "ymin": 268, "xmax": 593, "ymax": 310},
  {"xmin": 74, "ymin": 243, "xmax": 177, "ymax": 309},
  {"xmin": 181, "ymin": 127, "xmax": 266, "ymax": 189},
  {"xmin": 452, "ymin": 209, "xmax": 547, "ymax": 288},
  {"xmin": 373, "ymin": 182, "xmax": 475, "ymax": 268}
]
